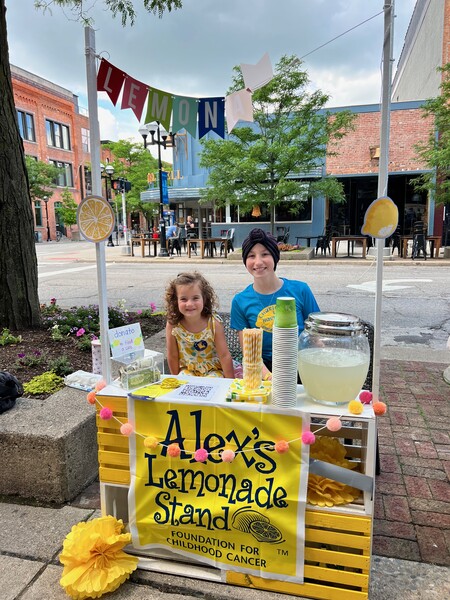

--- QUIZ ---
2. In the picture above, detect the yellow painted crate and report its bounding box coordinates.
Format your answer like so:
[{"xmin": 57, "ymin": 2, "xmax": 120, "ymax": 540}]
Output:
[{"xmin": 96, "ymin": 392, "xmax": 374, "ymax": 600}]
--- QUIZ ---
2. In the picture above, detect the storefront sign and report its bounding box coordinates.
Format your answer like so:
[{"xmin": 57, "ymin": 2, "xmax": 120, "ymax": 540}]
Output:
[{"xmin": 128, "ymin": 397, "xmax": 309, "ymax": 583}]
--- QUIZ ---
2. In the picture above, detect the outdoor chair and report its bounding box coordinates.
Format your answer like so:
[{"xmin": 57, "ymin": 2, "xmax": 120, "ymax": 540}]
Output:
[
  {"xmin": 276, "ymin": 226, "xmax": 290, "ymax": 244},
  {"xmin": 186, "ymin": 230, "xmax": 197, "ymax": 255},
  {"xmin": 315, "ymin": 225, "xmax": 332, "ymax": 255},
  {"xmin": 220, "ymin": 228, "xmax": 235, "ymax": 255},
  {"xmin": 179, "ymin": 226, "xmax": 187, "ymax": 252},
  {"xmin": 390, "ymin": 227, "xmax": 401, "ymax": 255},
  {"xmin": 411, "ymin": 221, "xmax": 426, "ymax": 260}
]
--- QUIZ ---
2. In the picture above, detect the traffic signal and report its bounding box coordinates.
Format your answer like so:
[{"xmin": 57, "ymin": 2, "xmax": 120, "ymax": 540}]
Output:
[{"xmin": 111, "ymin": 179, "xmax": 132, "ymax": 192}]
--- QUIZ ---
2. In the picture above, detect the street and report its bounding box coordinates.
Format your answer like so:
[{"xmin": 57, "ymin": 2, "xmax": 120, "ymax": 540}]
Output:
[{"xmin": 36, "ymin": 241, "xmax": 450, "ymax": 357}]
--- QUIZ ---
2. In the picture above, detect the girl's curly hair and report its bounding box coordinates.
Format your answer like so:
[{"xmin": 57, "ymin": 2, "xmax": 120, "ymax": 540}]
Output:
[{"xmin": 165, "ymin": 272, "xmax": 218, "ymax": 325}]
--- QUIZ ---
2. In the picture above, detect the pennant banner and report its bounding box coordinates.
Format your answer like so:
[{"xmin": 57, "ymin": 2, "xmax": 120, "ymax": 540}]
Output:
[{"xmin": 96, "ymin": 55, "xmax": 275, "ymax": 138}]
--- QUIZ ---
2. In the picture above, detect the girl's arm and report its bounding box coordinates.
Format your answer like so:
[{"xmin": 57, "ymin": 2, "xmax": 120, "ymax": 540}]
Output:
[
  {"xmin": 238, "ymin": 330, "xmax": 272, "ymax": 380},
  {"xmin": 165, "ymin": 323, "xmax": 180, "ymax": 375},
  {"xmin": 215, "ymin": 321, "xmax": 235, "ymax": 378}
]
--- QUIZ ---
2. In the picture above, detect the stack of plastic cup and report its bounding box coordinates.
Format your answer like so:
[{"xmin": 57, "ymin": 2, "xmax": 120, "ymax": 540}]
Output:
[{"xmin": 271, "ymin": 297, "xmax": 298, "ymax": 408}]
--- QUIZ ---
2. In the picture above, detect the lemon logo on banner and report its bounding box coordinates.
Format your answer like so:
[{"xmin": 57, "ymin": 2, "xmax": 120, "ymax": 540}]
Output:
[{"xmin": 77, "ymin": 195, "xmax": 115, "ymax": 243}]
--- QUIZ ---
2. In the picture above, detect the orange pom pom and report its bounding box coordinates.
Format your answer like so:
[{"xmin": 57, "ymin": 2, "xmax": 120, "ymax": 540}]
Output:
[
  {"xmin": 373, "ymin": 401, "xmax": 387, "ymax": 416},
  {"xmin": 86, "ymin": 391, "xmax": 96, "ymax": 405},
  {"xmin": 274, "ymin": 440, "xmax": 290, "ymax": 454},
  {"xmin": 167, "ymin": 443, "xmax": 181, "ymax": 458},
  {"xmin": 348, "ymin": 400, "xmax": 364, "ymax": 415}
]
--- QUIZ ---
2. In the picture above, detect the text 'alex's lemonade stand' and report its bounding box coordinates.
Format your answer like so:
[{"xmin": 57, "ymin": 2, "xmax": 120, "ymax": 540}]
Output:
[{"xmin": 93, "ymin": 309, "xmax": 380, "ymax": 600}]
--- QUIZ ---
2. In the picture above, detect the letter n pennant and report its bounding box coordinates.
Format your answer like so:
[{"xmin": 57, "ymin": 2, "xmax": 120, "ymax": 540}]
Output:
[
  {"xmin": 97, "ymin": 59, "xmax": 125, "ymax": 106},
  {"xmin": 144, "ymin": 88, "xmax": 173, "ymax": 132},
  {"xmin": 198, "ymin": 97, "xmax": 225, "ymax": 139},
  {"xmin": 121, "ymin": 76, "xmax": 148, "ymax": 121}
]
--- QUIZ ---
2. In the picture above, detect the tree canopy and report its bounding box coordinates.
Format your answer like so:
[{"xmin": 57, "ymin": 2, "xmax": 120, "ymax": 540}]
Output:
[
  {"xmin": 25, "ymin": 156, "xmax": 59, "ymax": 202},
  {"xmin": 199, "ymin": 55, "xmax": 355, "ymax": 232},
  {"xmin": 414, "ymin": 63, "xmax": 450, "ymax": 207}
]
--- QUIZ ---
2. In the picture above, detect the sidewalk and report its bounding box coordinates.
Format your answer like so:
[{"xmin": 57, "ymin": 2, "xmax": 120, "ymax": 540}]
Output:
[{"xmin": 1, "ymin": 356, "xmax": 449, "ymax": 599}]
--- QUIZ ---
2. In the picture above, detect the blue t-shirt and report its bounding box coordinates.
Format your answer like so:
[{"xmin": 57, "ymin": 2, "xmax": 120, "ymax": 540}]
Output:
[{"xmin": 230, "ymin": 278, "xmax": 320, "ymax": 361}]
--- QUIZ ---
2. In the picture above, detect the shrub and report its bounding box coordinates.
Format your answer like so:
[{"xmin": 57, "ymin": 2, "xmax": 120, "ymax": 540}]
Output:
[
  {"xmin": 48, "ymin": 356, "xmax": 73, "ymax": 377},
  {"xmin": 0, "ymin": 328, "xmax": 22, "ymax": 346},
  {"xmin": 23, "ymin": 372, "xmax": 64, "ymax": 395}
]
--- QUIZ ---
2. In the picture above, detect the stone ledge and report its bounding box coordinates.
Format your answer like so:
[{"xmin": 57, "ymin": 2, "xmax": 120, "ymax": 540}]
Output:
[{"xmin": 0, "ymin": 386, "xmax": 98, "ymax": 504}]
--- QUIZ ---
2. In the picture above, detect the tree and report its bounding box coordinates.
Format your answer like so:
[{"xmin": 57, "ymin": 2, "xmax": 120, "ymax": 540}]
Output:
[
  {"xmin": 0, "ymin": 1, "xmax": 182, "ymax": 330},
  {"xmin": 25, "ymin": 156, "xmax": 59, "ymax": 202},
  {"xmin": 200, "ymin": 55, "xmax": 355, "ymax": 233},
  {"xmin": 102, "ymin": 139, "xmax": 172, "ymax": 228},
  {"xmin": 57, "ymin": 188, "xmax": 78, "ymax": 233},
  {"xmin": 413, "ymin": 63, "xmax": 450, "ymax": 208}
]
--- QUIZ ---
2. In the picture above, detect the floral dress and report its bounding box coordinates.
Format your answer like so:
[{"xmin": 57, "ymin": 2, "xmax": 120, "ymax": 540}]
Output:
[{"xmin": 172, "ymin": 316, "xmax": 224, "ymax": 377}]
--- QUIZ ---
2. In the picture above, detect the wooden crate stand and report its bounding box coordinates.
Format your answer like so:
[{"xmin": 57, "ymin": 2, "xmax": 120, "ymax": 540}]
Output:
[{"xmin": 96, "ymin": 388, "xmax": 376, "ymax": 600}]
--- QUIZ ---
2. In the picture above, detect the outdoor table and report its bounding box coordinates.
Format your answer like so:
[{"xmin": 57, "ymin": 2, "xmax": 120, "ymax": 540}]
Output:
[
  {"xmin": 131, "ymin": 236, "xmax": 158, "ymax": 258},
  {"xmin": 332, "ymin": 235, "xmax": 368, "ymax": 258},
  {"xmin": 401, "ymin": 235, "xmax": 441, "ymax": 258},
  {"xmin": 295, "ymin": 235, "xmax": 320, "ymax": 247},
  {"xmin": 95, "ymin": 375, "xmax": 376, "ymax": 599},
  {"xmin": 186, "ymin": 237, "xmax": 228, "ymax": 259}
]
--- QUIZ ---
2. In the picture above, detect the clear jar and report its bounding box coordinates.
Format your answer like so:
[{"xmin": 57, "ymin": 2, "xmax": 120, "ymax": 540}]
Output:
[{"xmin": 298, "ymin": 312, "xmax": 370, "ymax": 405}]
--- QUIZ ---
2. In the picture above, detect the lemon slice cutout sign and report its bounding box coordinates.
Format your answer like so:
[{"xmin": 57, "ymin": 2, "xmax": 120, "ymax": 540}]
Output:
[{"xmin": 77, "ymin": 195, "xmax": 115, "ymax": 243}]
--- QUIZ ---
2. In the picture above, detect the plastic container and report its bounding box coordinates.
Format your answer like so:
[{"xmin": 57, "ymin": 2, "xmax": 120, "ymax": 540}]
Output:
[
  {"xmin": 113, "ymin": 350, "xmax": 164, "ymax": 391},
  {"xmin": 298, "ymin": 312, "xmax": 370, "ymax": 405}
]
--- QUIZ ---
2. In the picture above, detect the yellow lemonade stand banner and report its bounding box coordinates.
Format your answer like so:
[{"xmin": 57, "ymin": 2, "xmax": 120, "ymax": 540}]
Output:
[{"xmin": 128, "ymin": 396, "xmax": 309, "ymax": 583}]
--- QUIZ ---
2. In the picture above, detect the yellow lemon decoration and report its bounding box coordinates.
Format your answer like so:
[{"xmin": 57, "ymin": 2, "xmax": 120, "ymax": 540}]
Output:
[
  {"xmin": 361, "ymin": 196, "xmax": 398, "ymax": 239},
  {"xmin": 77, "ymin": 195, "xmax": 115, "ymax": 242},
  {"xmin": 134, "ymin": 336, "xmax": 143, "ymax": 346}
]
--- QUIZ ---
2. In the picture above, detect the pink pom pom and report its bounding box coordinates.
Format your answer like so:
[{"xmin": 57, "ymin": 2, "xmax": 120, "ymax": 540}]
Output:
[
  {"xmin": 222, "ymin": 449, "xmax": 236, "ymax": 463},
  {"xmin": 194, "ymin": 448, "xmax": 209, "ymax": 462},
  {"xmin": 302, "ymin": 431, "xmax": 316, "ymax": 445},
  {"xmin": 143, "ymin": 436, "xmax": 158, "ymax": 449},
  {"xmin": 274, "ymin": 440, "xmax": 289, "ymax": 454},
  {"xmin": 95, "ymin": 380, "xmax": 107, "ymax": 392},
  {"xmin": 99, "ymin": 407, "xmax": 113, "ymax": 420},
  {"xmin": 120, "ymin": 422, "xmax": 134, "ymax": 436},
  {"xmin": 373, "ymin": 401, "xmax": 387, "ymax": 416},
  {"xmin": 86, "ymin": 391, "xmax": 96, "ymax": 405},
  {"xmin": 326, "ymin": 417, "xmax": 342, "ymax": 432},
  {"xmin": 359, "ymin": 390, "xmax": 373, "ymax": 404},
  {"xmin": 167, "ymin": 443, "xmax": 181, "ymax": 458}
]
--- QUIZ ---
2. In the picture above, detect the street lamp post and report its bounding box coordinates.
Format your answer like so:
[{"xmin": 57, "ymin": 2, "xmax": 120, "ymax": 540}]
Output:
[
  {"xmin": 43, "ymin": 196, "xmax": 51, "ymax": 242},
  {"xmin": 100, "ymin": 163, "xmax": 115, "ymax": 247},
  {"xmin": 139, "ymin": 122, "xmax": 175, "ymax": 258}
]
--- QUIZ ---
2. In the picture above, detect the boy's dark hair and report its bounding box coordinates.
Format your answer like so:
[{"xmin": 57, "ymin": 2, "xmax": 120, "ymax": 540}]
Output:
[{"xmin": 165, "ymin": 271, "xmax": 218, "ymax": 325}]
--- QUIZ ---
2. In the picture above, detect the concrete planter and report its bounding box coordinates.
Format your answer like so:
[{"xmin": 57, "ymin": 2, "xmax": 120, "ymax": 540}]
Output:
[{"xmin": 0, "ymin": 387, "xmax": 98, "ymax": 504}]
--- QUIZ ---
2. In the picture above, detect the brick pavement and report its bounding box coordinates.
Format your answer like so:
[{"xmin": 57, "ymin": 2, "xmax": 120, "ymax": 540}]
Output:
[
  {"xmin": 72, "ymin": 358, "xmax": 450, "ymax": 568},
  {"xmin": 375, "ymin": 359, "xmax": 450, "ymax": 566}
]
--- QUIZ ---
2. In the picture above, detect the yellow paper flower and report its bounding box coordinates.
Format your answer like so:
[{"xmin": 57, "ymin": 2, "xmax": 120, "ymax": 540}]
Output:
[
  {"xmin": 60, "ymin": 516, "xmax": 138, "ymax": 599},
  {"xmin": 307, "ymin": 437, "xmax": 360, "ymax": 507}
]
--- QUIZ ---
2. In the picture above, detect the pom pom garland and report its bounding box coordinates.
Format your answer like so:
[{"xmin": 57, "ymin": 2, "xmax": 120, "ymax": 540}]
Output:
[
  {"xmin": 302, "ymin": 431, "xmax": 316, "ymax": 445},
  {"xmin": 86, "ymin": 391, "xmax": 96, "ymax": 405},
  {"xmin": 194, "ymin": 448, "xmax": 209, "ymax": 462},
  {"xmin": 373, "ymin": 401, "xmax": 387, "ymax": 416},
  {"xmin": 326, "ymin": 417, "xmax": 343, "ymax": 432},
  {"xmin": 359, "ymin": 390, "xmax": 373, "ymax": 404},
  {"xmin": 222, "ymin": 449, "xmax": 236, "ymax": 463},
  {"xmin": 120, "ymin": 422, "xmax": 134, "ymax": 436},
  {"xmin": 348, "ymin": 400, "xmax": 364, "ymax": 415},
  {"xmin": 99, "ymin": 407, "xmax": 113, "ymax": 420},
  {"xmin": 274, "ymin": 440, "xmax": 290, "ymax": 454},
  {"xmin": 167, "ymin": 443, "xmax": 181, "ymax": 458},
  {"xmin": 143, "ymin": 436, "xmax": 159, "ymax": 449}
]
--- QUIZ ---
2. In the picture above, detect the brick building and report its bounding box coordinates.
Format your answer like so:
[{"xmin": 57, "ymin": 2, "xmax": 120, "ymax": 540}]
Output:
[{"xmin": 12, "ymin": 65, "xmax": 91, "ymax": 241}]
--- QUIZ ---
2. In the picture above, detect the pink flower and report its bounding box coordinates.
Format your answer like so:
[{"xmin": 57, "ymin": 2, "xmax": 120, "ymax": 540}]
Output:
[
  {"xmin": 136, "ymin": 309, "xmax": 143, "ymax": 315},
  {"xmin": 150, "ymin": 302, "xmax": 156, "ymax": 312},
  {"xmin": 76, "ymin": 328, "xmax": 86, "ymax": 337},
  {"xmin": 50, "ymin": 298, "xmax": 57, "ymax": 305}
]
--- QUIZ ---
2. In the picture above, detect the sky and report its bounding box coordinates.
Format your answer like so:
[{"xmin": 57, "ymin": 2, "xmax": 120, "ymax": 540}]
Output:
[{"xmin": 6, "ymin": 0, "xmax": 417, "ymax": 146}]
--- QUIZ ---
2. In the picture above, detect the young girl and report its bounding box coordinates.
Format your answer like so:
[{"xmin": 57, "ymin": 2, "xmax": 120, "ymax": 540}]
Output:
[{"xmin": 165, "ymin": 272, "xmax": 234, "ymax": 378}]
